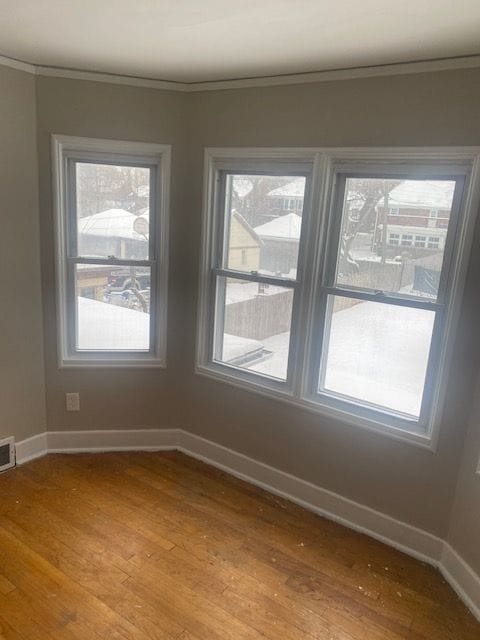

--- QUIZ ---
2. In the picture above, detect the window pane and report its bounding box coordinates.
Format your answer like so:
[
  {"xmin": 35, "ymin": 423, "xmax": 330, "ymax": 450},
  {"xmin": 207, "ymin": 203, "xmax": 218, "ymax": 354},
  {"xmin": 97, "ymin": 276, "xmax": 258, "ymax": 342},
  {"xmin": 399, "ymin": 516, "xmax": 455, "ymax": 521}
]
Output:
[
  {"xmin": 319, "ymin": 296, "xmax": 435, "ymax": 418},
  {"xmin": 76, "ymin": 162, "xmax": 151, "ymax": 260},
  {"xmin": 214, "ymin": 276, "xmax": 293, "ymax": 380},
  {"xmin": 75, "ymin": 264, "xmax": 151, "ymax": 351},
  {"xmin": 335, "ymin": 178, "xmax": 457, "ymax": 300},
  {"xmin": 223, "ymin": 174, "xmax": 306, "ymax": 279}
]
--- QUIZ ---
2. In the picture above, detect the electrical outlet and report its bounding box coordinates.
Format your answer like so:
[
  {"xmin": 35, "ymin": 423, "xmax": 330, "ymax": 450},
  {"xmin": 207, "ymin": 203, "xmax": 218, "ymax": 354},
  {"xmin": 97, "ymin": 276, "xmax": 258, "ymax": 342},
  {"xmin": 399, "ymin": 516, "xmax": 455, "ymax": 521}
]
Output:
[{"xmin": 65, "ymin": 392, "xmax": 80, "ymax": 411}]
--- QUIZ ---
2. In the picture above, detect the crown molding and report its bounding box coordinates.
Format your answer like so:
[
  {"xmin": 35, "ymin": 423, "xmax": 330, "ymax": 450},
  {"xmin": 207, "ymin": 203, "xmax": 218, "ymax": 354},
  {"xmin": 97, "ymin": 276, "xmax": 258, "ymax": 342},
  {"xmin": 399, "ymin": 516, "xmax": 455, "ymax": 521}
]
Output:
[
  {"xmin": 0, "ymin": 52, "xmax": 480, "ymax": 93},
  {"xmin": 34, "ymin": 65, "xmax": 184, "ymax": 92},
  {"xmin": 0, "ymin": 54, "xmax": 35, "ymax": 74}
]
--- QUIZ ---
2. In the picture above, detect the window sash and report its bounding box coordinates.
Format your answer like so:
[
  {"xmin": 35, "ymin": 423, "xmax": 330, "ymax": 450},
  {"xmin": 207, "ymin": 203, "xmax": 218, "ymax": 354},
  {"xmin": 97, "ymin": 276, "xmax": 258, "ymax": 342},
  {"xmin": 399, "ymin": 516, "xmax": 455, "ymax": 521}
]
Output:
[
  {"xmin": 308, "ymin": 169, "xmax": 466, "ymax": 429},
  {"xmin": 208, "ymin": 166, "xmax": 311, "ymax": 389}
]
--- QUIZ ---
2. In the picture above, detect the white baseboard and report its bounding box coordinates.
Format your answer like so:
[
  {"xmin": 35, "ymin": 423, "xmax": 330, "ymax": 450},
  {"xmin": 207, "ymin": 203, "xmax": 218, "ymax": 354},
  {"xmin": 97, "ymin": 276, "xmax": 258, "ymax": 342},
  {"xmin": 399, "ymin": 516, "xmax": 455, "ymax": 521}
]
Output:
[
  {"xmin": 14, "ymin": 427, "xmax": 480, "ymax": 622},
  {"xmin": 15, "ymin": 432, "xmax": 48, "ymax": 464},
  {"xmin": 440, "ymin": 544, "xmax": 480, "ymax": 621},
  {"xmin": 47, "ymin": 428, "xmax": 179, "ymax": 453},
  {"xmin": 178, "ymin": 430, "xmax": 443, "ymax": 564}
]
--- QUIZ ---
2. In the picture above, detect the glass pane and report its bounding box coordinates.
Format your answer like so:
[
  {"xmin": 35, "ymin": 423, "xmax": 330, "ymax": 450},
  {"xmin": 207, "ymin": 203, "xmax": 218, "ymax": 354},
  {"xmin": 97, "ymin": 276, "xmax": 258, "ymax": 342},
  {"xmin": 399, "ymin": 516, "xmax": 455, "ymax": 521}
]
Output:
[
  {"xmin": 75, "ymin": 264, "xmax": 151, "ymax": 351},
  {"xmin": 214, "ymin": 276, "xmax": 293, "ymax": 381},
  {"xmin": 335, "ymin": 178, "xmax": 457, "ymax": 300},
  {"xmin": 320, "ymin": 296, "xmax": 435, "ymax": 418},
  {"xmin": 76, "ymin": 162, "xmax": 151, "ymax": 260},
  {"xmin": 223, "ymin": 174, "xmax": 306, "ymax": 279}
]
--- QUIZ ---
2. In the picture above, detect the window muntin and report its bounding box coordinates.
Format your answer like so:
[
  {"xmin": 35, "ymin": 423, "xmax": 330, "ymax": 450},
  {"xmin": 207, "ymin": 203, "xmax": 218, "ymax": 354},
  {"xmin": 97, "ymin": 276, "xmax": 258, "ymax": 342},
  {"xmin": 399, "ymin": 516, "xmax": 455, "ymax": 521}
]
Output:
[
  {"xmin": 53, "ymin": 136, "xmax": 170, "ymax": 366},
  {"xmin": 197, "ymin": 149, "xmax": 478, "ymax": 444}
]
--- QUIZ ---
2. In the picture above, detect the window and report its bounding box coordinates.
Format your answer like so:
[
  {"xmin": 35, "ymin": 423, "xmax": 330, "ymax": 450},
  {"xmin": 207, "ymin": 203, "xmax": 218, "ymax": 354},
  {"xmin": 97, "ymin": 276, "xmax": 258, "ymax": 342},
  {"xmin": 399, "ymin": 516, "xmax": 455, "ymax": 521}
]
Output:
[
  {"xmin": 53, "ymin": 135, "xmax": 170, "ymax": 367},
  {"xmin": 401, "ymin": 234, "xmax": 414, "ymax": 246},
  {"xmin": 428, "ymin": 236, "xmax": 440, "ymax": 249},
  {"xmin": 390, "ymin": 206, "xmax": 400, "ymax": 215},
  {"xmin": 388, "ymin": 233, "xmax": 400, "ymax": 245},
  {"xmin": 197, "ymin": 148, "xmax": 480, "ymax": 446}
]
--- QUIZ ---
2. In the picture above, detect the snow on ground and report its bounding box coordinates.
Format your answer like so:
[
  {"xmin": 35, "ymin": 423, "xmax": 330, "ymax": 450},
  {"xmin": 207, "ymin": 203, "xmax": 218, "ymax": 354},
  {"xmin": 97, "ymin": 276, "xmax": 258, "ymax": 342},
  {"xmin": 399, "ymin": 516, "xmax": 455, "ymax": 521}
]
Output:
[
  {"xmin": 78, "ymin": 294, "xmax": 433, "ymax": 417},
  {"xmin": 323, "ymin": 302, "xmax": 433, "ymax": 417},
  {"xmin": 77, "ymin": 296, "xmax": 149, "ymax": 351},
  {"xmin": 247, "ymin": 331, "xmax": 291, "ymax": 380},
  {"xmin": 222, "ymin": 334, "xmax": 263, "ymax": 362},
  {"xmin": 239, "ymin": 301, "xmax": 433, "ymax": 417}
]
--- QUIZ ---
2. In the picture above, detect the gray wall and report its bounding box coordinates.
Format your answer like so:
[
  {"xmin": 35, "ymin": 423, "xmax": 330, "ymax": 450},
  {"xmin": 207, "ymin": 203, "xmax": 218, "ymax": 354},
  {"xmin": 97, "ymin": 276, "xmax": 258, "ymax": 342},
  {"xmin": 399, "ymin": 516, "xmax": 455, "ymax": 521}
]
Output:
[
  {"xmin": 448, "ymin": 374, "xmax": 480, "ymax": 574},
  {"xmin": 0, "ymin": 66, "xmax": 46, "ymax": 442},
  {"xmin": 183, "ymin": 69, "xmax": 480, "ymax": 538},
  {"xmin": 5, "ymin": 66, "xmax": 479, "ymax": 552},
  {"xmin": 35, "ymin": 76, "xmax": 189, "ymax": 431}
]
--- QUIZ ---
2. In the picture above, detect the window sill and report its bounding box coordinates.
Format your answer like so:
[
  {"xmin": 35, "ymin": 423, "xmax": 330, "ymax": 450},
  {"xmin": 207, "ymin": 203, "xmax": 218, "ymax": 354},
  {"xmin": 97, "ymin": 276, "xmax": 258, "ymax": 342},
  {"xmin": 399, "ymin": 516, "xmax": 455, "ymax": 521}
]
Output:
[
  {"xmin": 59, "ymin": 356, "xmax": 167, "ymax": 369},
  {"xmin": 195, "ymin": 363, "xmax": 435, "ymax": 451}
]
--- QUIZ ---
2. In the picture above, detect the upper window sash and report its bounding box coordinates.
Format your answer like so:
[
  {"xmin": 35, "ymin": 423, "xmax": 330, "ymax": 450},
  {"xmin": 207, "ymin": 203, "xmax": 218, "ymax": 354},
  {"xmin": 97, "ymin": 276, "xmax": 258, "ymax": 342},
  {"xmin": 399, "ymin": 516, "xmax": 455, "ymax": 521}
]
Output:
[
  {"xmin": 66, "ymin": 157, "xmax": 158, "ymax": 263},
  {"xmin": 322, "ymin": 170, "xmax": 467, "ymax": 305}
]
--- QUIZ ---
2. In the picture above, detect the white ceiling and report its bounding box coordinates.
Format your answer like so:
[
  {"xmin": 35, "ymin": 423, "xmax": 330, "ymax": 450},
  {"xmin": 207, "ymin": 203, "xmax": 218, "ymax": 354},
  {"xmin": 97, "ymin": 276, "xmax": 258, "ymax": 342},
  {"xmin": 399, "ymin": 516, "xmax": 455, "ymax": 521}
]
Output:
[{"xmin": 1, "ymin": 0, "xmax": 480, "ymax": 83}]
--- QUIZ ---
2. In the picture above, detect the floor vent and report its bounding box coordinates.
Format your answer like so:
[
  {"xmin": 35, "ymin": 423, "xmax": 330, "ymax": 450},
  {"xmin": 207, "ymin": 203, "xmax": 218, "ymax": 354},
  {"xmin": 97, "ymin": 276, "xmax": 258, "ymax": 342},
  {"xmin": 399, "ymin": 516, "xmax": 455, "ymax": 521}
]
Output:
[{"xmin": 0, "ymin": 437, "xmax": 15, "ymax": 472}]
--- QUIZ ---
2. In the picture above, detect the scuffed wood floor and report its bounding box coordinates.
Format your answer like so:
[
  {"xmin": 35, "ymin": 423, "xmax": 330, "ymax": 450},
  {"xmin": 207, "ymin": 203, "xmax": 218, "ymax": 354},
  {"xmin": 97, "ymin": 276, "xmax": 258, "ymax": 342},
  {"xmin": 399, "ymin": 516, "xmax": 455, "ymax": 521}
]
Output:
[{"xmin": 0, "ymin": 452, "xmax": 478, "ymax": 639}]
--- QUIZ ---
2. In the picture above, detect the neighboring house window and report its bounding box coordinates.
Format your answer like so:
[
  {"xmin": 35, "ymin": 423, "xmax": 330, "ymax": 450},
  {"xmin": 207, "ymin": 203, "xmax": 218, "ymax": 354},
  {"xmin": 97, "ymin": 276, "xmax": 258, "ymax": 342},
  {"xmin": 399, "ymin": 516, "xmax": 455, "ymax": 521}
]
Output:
[
  {"xmin": 283, "ymin": 198, "xmax": 298, "ymax": 211},
  {"xmin": 401, "ymin": 234, "xmax": 414, "ymax": 246},
  {"xmin": 197, "ymin": 148, "xmax": 480, "ymax": 446},
  {"xmin": 430, "ymin": 209, "xmax": 439, "ymax": 218},
  {"xmin": 390, "ymin": 206, "xmax": 400, "ymax": 215},
  {"xmin": 428, "ymin": 236, "xmax": 440, "ymax": 249},
  {"xmin": 52, "ymin": 135, "xmax": 170, "ymax": 367}
]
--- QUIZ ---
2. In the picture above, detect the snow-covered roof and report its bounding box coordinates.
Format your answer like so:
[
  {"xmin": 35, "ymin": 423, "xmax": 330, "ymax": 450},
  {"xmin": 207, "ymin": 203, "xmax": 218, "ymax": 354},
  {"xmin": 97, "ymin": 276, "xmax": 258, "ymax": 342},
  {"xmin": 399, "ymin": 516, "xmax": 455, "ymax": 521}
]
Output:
[
  {"xmin": 268, "ymin": 177, "xmax": 305, "ymax": 198},
  {"xmin": 383, "ymin": 180, "xmax": 455, "ymax": 210},
  {"xmin": 78, "ymin": 209, "xmax": 149, "ymax": 241},
  {"xmin": 77, "ymin": 296, "xmax": 149, "ymax": 351},
  {"xmin": 255, "ymin": 213, "xmax": 302, "ymax": 240}
]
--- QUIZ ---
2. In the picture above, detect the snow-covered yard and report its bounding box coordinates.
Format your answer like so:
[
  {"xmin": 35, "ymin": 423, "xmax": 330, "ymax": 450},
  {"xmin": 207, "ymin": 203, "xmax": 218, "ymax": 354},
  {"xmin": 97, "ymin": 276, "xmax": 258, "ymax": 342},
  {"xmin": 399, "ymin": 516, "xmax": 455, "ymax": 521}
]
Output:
[
  {"xmin": 77, "ymin": 296, "xmax": 149, "ymax": 351},
  {"xmin": 78, "ymin": 294, "xmax": 433, "ymax": 417},
  {"xmin": 243, "ymin": 301, "xmax": 433, "ymax": 417}
]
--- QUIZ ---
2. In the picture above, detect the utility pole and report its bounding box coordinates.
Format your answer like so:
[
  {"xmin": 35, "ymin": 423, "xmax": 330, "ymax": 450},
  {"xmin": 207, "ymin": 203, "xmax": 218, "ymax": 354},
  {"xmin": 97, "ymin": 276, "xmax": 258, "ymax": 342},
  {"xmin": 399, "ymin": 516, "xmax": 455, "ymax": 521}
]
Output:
[{"xmin": 381, "ymin": 182, "xmax": 389, "ymax": 265}]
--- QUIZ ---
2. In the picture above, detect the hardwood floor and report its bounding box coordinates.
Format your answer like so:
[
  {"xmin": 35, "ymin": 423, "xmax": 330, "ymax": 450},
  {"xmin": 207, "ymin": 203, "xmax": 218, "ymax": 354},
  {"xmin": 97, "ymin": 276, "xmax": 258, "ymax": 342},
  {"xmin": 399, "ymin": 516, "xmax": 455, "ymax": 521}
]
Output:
[{"xmin": 0, "ymin": 452, "xmax": 478, "ymax": 639}]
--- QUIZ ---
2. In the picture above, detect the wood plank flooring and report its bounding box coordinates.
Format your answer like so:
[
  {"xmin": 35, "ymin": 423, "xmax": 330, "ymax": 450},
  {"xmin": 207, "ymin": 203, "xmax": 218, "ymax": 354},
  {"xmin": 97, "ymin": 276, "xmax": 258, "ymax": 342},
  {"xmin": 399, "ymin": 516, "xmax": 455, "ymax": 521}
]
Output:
[{"xmin": 0, "ymin": 452, "xmax": 478, "ymax": 639}]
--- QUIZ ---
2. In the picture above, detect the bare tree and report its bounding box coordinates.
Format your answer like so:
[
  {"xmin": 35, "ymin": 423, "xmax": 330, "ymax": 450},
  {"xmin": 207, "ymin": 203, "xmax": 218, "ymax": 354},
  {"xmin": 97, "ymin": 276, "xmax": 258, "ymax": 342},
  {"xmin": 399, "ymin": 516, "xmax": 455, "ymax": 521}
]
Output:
[{"xmin": 338, "ymin": 179, "xmax": 402, "ymax": 275}]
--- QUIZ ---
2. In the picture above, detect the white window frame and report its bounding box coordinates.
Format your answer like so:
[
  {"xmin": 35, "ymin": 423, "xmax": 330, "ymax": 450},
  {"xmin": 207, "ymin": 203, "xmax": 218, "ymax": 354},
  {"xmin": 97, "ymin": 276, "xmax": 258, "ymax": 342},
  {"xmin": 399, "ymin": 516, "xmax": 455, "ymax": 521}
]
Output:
[
  {"xmin": 52, "ymin": 135, "xmax": 170, "ymax": 368},
  {"xmin": 196, "ymin": 147, "xmax": 480, "ymax": 449}
]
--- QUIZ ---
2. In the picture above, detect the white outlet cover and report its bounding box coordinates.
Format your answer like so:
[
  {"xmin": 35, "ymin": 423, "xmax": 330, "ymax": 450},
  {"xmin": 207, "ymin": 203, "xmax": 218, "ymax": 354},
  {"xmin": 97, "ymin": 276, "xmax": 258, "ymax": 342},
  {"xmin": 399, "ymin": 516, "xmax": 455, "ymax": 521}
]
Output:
[{"xmin": 65, "ymin": 393, "xmax": 80, "ymax": 411}]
